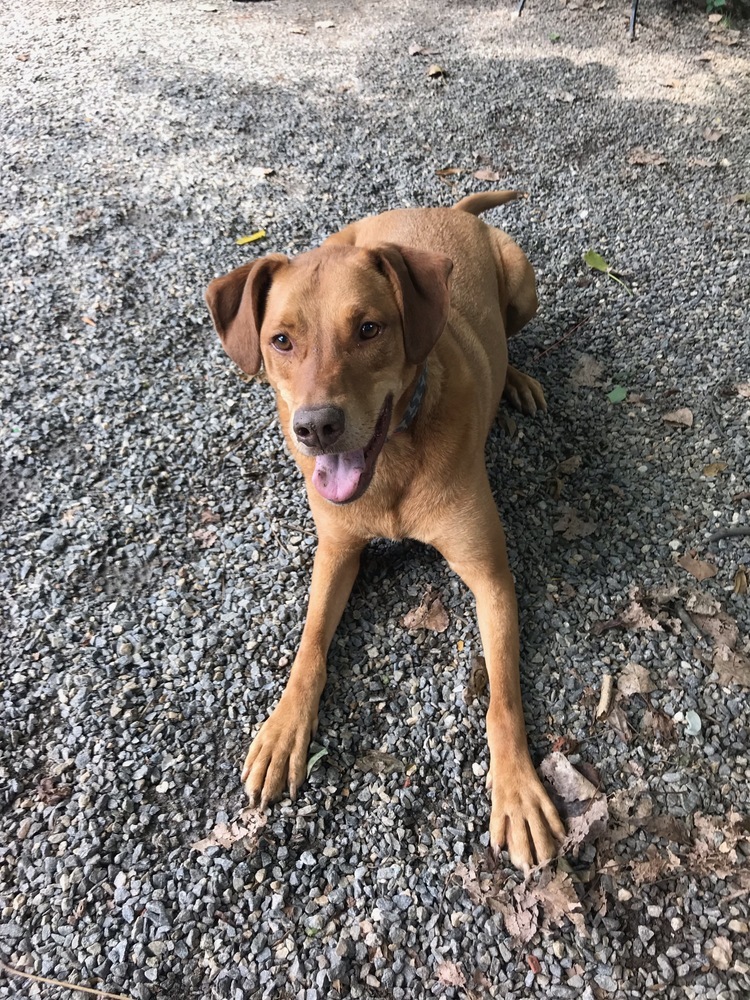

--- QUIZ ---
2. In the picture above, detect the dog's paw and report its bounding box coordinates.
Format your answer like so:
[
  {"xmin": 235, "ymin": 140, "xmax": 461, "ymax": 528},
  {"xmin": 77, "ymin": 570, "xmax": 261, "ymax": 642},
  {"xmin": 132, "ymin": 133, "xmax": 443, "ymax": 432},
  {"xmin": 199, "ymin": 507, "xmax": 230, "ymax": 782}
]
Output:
[
  {"xmin": 241, "ymin": 698, "xmax": 317, "ymax": 808},
  {"xmin": 488, "ymin": 763, "xmax": 565, "ymax": 873},
  {"xmin": 503, "ymin": 365, "xmax": 547, "ymax": 415}
]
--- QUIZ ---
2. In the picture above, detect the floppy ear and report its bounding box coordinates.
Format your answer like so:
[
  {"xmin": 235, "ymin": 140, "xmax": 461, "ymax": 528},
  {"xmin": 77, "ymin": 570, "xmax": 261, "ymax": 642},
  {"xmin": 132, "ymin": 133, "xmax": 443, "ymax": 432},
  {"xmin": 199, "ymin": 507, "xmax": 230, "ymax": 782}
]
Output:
[
  {"xmin": 204, "ymin": 255, "xmax": 287, "ymax": 374},
  {"xmin": 376, "ymin": 245, "xmax": 453, "ymax": 364}
]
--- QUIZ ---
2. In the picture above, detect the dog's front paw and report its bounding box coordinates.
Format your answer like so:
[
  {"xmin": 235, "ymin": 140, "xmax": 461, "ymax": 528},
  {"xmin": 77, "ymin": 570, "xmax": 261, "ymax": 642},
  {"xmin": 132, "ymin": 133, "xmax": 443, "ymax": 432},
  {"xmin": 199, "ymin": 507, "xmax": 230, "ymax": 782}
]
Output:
[
  {"xmin": 503, "ymin": 365, "xmax": 547, "ymax": 415},
  {"xmin": 488, "ymin": 761, "xmax": 566, "ymax": 873},
  {"xmin": 241, "ymin": 697, "xmax": 317, "ymax": 808}
]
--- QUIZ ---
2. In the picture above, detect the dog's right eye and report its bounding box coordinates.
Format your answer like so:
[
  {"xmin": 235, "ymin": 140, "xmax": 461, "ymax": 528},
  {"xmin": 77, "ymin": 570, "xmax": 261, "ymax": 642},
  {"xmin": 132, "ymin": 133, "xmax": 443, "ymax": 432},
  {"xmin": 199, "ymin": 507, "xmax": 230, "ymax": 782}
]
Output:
[{"xmin": 271, "ymin": 333, "xmax": 292, "ymax": 352}]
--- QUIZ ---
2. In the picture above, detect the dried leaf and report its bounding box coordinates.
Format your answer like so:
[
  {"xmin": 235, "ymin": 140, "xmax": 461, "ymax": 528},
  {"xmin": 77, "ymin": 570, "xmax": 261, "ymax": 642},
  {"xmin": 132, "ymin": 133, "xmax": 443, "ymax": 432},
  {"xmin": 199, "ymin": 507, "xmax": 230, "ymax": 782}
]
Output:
[
  {"xmin": 732, "ymin": 193, "xmax": 750, "ymax": 205},
  {"xmin": 708, "ymin": 938, "xmax": 733, "ymax": 971},
  {"xmin": 736, "ymin": 382, "xmax": 750, "ymax": 397},
  {"xmin": 408, "ymin": 44, "xmax": 439, "ymax": 56},
  {"xmin": 248, "ymin": 166, "xmax": 274, "ymax": 177},
  {"xmin": 663, "ymin": 407, "xmax": 693, "ymax": 427},
  {"xmin": 607, "ymin": 703, "xmax": 633, "ymax": 743},
  {"xmin": 289, "ymin": 26, "xmax": 307, "ymax": 34},
  {"xmin": 403, "ymin": 587, "xmax": 449, "ymax": 632},
  {"xmin": 628, "ymin": 147, "xmax": 668, "ymax": 166},
  {"xmin": 355, "ymin": 750, "xmax": 404, "ymax": 775},
  {"xmin": 641, "ymin": 708, "xmax": 677, "ymax": 743},
  {"xmin": 703, "ymin": 127, "xmax": 723, "ymax": 142},
  {"xmin": 436, "ymin": 962, "xmax": 466, "ymax": 987},
  {"xmin": 539, "ymin": 752, "xmax": 608, "ymax": 853},
  {"xmin": 708, "ymin": 11, "xmax": 723, "ymax": 21},
  {"xmin": 557, "ymin": 455, "xmax": 582, "ymax": 475},
  {"xmin": 37, "ymin": 777, "xmax": 72, "ymax": 805},
  {"xmin": 435, "ymin": 166, "xmax": 465, "ymax": 177},
  {"xmin": 619, "ymin": 598, "xmax": 664, "ymax": 632},
  {"xmin": 713, "ymin": 644, "xmax": 750, "ymax": 688},
  {"xmin": 553, "ymin": 508, "xmax": 596, "ymax": 541},
  {"xmin": 618, "ymin": 662, "xmax": 654, "ymax": 698},
  {"xmin": 678, "ymin": 551, "xmax": 717, "ymax": 581},
  {"xmin": 315, "ymin": 20, "xmax": 336, "ymax": 28},
  {"xmin": 464, "ymin": 655, "xmax": 489, "ymax": 704},
  {"xmin": 473, "ymin": 168, "xmax": 503, "ymax": 181},
  {"xmin": 570, "ymin": 355, "xmax": 604, "ymax": 388},
  {"xmin": 526, "ymin": 954, "xmax": 542, "ymax": 974},
  {"xmin": 631, "ymin": 846, "xmax": 682, "ymax": 884},
  {"xmin": 235, "ymin": 229, "xmax": 266, "ymax": 246},
  {"xmin": 191, "ymin": 808, "xmax": 266, "ymax": 853},
  {"xmin": 595, "ymin": 674, "xmax": 615, "ymax": 720},
  {"xmin": 703, "ymin": 461, "xmax": 727, "ymax": 477},
  {"xmin": 733, "ymin": 567, "xmax": 748, "ymax": 595},
  {"xmin": 426, "ymin": 63, "xmax": 445, "ymax": 78},
  {"xmin": 192, "ymin": 527, "xmax": 217, "ymax": 549}
]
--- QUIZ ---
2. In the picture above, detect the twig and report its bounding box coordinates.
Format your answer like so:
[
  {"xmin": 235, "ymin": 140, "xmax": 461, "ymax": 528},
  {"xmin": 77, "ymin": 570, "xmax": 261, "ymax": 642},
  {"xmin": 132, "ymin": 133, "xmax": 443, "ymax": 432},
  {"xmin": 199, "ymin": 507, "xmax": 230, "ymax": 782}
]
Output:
[
  {"xmin": 0, "ymin": 960, "xmax": 133, "ymax": 1000},
  {"xmin": 530, "ymin": 314, "xmax": 592, "ymax": 364},
  {"xmin": 708, "ymin": 525, "xmax": 750, "ymax": 543}
]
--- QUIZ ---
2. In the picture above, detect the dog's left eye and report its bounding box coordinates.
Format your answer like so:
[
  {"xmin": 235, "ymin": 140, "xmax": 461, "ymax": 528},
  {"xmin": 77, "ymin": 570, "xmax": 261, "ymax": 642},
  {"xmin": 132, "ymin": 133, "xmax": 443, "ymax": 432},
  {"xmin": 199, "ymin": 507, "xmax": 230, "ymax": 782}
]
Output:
[{"xmin": 359, "ymin": 322, "xmax": 381, "ymax": 341}]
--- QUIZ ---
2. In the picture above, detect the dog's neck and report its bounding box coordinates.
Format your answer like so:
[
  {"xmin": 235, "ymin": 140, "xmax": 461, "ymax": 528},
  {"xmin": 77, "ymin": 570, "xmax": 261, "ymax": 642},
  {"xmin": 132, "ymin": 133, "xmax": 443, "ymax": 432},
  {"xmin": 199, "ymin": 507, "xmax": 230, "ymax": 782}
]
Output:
[{"xmin": 394, "ymin": 365, "xmax": 427, "ymax": 435}]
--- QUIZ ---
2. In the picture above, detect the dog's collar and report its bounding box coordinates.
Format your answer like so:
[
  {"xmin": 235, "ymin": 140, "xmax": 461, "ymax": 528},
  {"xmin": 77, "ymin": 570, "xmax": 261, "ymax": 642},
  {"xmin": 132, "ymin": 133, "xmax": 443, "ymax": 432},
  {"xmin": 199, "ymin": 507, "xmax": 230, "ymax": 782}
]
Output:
[{"xmin": 395, "ymin": 366, "xmax": 427, "ymax": 434}]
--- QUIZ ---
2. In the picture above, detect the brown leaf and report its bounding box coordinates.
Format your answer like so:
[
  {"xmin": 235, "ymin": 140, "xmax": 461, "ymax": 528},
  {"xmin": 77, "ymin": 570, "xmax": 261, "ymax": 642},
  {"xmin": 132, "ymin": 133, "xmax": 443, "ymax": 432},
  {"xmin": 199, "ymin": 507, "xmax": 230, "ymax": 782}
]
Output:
[
  {"xmin": 436, "ymin": 962, "xmax": 466, "ymax": 987},
  {"xmin": 464, "ymin": 655, "xmax": 489, "ymax": 704},
  {"xmin": 248, "ymin": 166, "xmax": 275, "ymax": 177},
  {"xmin": 473, "ymin": 168, "xmax": 503, "ymax": 181},
  {"xmin": 736, "ymin": 382, "xmax": 750, "ymax": 397},
  {"xmin": 539, "ymin": 752, "xmax": 609, "ymax": 853},
  {"xmin": 617, "ymin": 662, "xmax": 654, "ymax": 698},
  {"xmin": 355, "ymin": 750, "xmax": 405, "ymax": 775},
  {"xmin": 553, "ymin": 508, "xmax": 596, "ymax": 541},
  {"xmin": 557, "ymin": 455, "xmax": 582, "ymax": 476},
  {"xmin": 631, "ymin": 845, "xmax": 682, "ymax": 885},
  {"xmin": 37, "ymin": 777, "xmax": 72, "ymax": 805},
  {"xmin": 678, "ymin": 551, "xmax": 717, "ymax": 581},
  {"xmin": 408, "ymin": 44, "xmax": 439, "ymax": 56},
  {"xmin": 628, "ymin": 147, "xmax": 668, "ymax": 166},
  {"xmin": 403, "ymin": 587, "xmax": 449, "ymax": 632},
  {"xmin": 595, "ymin": 674, "xmax": 615, "ymax": 720},
  {"xmin": 192, "ymin": 527, "xmax": 218, "ymax": 549},
  {"xmin": 426, "ymin": 63, "xmax": 445, "ymax": 78},
  {"xmin": 703, "ymin": 460, "xmax": 727, "ymax": 477},
  {"xmin": 641, "ymin": 708, "xmax": 677, "ymax": 744},
  {"xmin": 435, "ymin": 166, "xmax": 465, "ymax": 177},
  {"xmin": 713, "ymin": 644, "xmax": 750, "ymax": 688},
  {"xmin": 619, "ymin": 598, "xmax": 664, "ymax": 632},
  {"xmin": 663, "ymin": 407, "xmax": 693, "ymax": 427},
  {"xmin": 200, "ymin": 508, "xmax": 221, "ymax": 524},
  {"xmin": 607, "ymin": 703, "xmax": 633, "ymax": 744},
  {"xmin": 191, "ymin": 808, "xmax": 266, "ymax": 853},
  {"xmin": 703, "ymin": 127, "xmax": 723, "ymax": 142},
  {"xmin": 732, "ymin": 193, "xmax": 750, "ymax": 205},
  {"xmin": 733, "ymin": 567, "xmax": 748, "ymax": 595},
  {"xmin": 569, "ymin": 354, "xmax": 604, "ymax": 387},
  {"xmin": 692, "ymin": 609, "xmax": 738, "ymax": 648}
]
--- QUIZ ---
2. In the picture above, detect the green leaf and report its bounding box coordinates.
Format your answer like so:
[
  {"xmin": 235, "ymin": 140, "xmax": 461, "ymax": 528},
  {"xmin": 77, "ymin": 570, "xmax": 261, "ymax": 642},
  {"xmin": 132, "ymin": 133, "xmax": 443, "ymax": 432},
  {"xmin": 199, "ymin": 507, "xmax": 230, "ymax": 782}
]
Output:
[
  {"xmin": 235, "ymin": 228, "xmax": 267, "ymax": 246},
  {"xmin": 607, "ymin": 385, "xmax": 627, "ymax": 403},
  {"xmin": 550, "ymin": 32, "xmax": 561, "ymax": 41},
  {"xmin": 306, "ymin": 747, "xmax": 329, "ymax": 778},
  {"xmin": 584, "ymin": 249, "xmax": 610, "ymax": 273}
]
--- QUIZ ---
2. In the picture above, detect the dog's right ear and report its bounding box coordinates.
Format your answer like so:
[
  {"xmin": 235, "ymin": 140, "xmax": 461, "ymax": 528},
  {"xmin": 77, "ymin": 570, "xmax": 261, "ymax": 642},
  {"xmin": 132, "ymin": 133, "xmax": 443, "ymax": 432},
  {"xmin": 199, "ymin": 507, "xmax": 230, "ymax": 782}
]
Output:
[{"xmin": 205, "ymin": 255, "xmax": 287, "ymax": 375}]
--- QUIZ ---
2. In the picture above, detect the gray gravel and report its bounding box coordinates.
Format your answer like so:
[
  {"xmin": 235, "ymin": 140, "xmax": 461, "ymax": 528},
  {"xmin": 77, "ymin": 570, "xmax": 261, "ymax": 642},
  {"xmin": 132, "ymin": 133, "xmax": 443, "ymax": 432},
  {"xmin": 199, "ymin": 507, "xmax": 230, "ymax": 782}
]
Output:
[{"xmin": 2, "ymin": 1, "xmax": 749, "ymax": 998}]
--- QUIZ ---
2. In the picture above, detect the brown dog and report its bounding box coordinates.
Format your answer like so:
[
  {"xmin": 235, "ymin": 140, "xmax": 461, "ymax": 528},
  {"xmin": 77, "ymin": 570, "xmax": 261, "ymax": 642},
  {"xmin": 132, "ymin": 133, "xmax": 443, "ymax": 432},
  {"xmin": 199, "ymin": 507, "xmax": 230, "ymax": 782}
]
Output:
[{"xmin": 205, "ymin": 191, "xmax": 566, "ymax": 871}]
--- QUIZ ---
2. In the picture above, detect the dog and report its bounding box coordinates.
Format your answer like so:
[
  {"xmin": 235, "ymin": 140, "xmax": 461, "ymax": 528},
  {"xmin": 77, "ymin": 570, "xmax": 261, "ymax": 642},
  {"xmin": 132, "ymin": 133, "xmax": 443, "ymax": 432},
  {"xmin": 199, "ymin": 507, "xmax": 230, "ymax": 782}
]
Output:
[{"xmin": 205, "ymin": 191, "xmax": 566, "ymax": 871}]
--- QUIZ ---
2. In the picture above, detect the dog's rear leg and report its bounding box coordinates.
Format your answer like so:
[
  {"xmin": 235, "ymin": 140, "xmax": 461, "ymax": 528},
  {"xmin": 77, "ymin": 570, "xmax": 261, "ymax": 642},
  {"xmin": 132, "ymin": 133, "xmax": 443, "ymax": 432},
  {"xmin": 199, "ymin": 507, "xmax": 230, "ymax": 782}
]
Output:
[{"xmin": 242, "ymin": 536, "xmax": 363, "ymax": 807}]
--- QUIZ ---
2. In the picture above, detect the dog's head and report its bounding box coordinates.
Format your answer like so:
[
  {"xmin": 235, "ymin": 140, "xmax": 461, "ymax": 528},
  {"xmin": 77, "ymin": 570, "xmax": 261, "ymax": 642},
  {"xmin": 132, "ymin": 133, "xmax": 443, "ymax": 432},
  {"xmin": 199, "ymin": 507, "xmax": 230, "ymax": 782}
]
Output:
[{"xmin": 205, "ymin": 243, "xmax": 453, "ymax": 504}]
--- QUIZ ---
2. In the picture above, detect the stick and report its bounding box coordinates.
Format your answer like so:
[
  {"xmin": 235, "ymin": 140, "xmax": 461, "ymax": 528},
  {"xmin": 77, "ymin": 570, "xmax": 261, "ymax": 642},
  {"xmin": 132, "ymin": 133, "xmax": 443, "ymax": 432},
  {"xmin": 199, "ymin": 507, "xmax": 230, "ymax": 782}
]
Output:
[
  {"xmin": 0, "ymin": 960, "xmax": 133, "ymax": 1000},
  {"xmin": 708, "ymin": 525, "xmax": 750, "ymax": 543},
  {"xmin": 530, "ymin": 314, "xmax": 592, "ymax": 363}
]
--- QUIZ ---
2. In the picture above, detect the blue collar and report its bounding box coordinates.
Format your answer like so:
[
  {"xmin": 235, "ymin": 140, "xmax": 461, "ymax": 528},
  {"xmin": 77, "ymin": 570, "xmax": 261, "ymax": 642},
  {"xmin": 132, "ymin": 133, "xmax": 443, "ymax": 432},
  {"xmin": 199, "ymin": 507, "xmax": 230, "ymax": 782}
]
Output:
[{"xmin": 395, "ymin": 367, "xmax": 427, "ymax": 434}]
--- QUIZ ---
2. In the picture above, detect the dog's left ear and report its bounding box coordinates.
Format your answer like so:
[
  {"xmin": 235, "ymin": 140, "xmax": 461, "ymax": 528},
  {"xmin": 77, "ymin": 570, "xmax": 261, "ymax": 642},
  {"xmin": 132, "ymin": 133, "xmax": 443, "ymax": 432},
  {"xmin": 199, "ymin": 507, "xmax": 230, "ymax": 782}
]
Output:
[{"xmin": 376, "ymin": 245, "xmax": 453, "ymax": 364}]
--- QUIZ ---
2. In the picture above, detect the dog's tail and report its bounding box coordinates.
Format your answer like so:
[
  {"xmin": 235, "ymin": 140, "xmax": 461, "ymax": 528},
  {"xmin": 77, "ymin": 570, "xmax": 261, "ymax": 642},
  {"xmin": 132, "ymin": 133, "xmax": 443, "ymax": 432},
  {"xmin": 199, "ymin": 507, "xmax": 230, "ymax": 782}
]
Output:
[{"xmin": 452, "ymin": 190, "xmax": 526, "ymax": 215}]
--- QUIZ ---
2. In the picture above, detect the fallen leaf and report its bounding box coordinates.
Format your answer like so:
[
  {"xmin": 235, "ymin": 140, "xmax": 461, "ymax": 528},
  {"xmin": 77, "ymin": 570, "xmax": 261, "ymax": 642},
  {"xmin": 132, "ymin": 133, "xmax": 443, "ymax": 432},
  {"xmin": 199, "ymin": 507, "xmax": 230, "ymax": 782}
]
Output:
[
  {"xmin": 732, "ymin": 193, "xmax": 750, "ymax": 204},
  {"xmin": 641, "ymin": 708, "xmax": 676, "ymax": 743},
  {"xmin": 570, "ymin": 355, "xmax": 604, "ymax": 388},
  {"xmin": 557, "ymin": 455, "xmax": 582, "ymax": 475},
  {"xmin": 355, "ymin": 750, "xmax": 405, "ymax": 774},
  {"xmin": 631, "ymin": 846, "xmax": 682, "ymax": 885},
  {"xmin": 678, "ymin": 551, "xmax": 717, "ymax": 581},
  {"xmin": 713, "ymin": 644, "xmax": 750, "ymax": 688},
  {"xmin": 306, "ymin": 747, "xmax": 328, "ymax": 777},
  {"xmin": 289, "ymin": 26, "xmax": 307, "ymax": 35},
  {"xmin": 696, "ymin": 51, "xmax": 713, "ymax": 61},
  {"xmin": 736, "ymin": 383, "xmax": 750, "ymax": 397},
  {"xmin": 733, "ymin": 567, "xmax": 748, "ymax": 595},
  {"xmin": 663, "ymin": 407, "xmax": 693, "ymax": 428},
  {"xmin": 38, "ymin": 777, "xmax": 72, "ymax": 805},
  {"xmin": 403, "ymin": 587, "xmax": 449, "ymax": 632},
  {"xmin": 408, "ymin": 43, "xmax": 439, "ymax": 56},
  {"xmin": 703, "ymin": 461, "xmax": 727, "ymax": 477},
  {"xmin": 17, "ymin": 52, "xmax": 30, "ymax": 61},
  {"xmin": 191, "ymin": 808, "xmax": 266, "ymax": 853},
  {"xmin": 435, "ymin": 166, "xmax": 465, "ymax": 177},
  {"xmin": 553, "ymin": 508, "xmax": 596, "ymax": 541},
  {"xmin": 703, "ymin": 127, "xmax": 723, "ymax": 142},
  {"xmin": 436, "ymin": 962, "xmax": 466, "ymax": 987},
  {"xmin": 607, "ymin": 703, "xmax": 633, "ymax": 743},
  {"xmin": 197, "ymin": 3, "xmax": 218, "ymax": 10},
  {"xmin": 707, "ymin": 11, "xmax": 723, "ymax": 21},
  {"xmin": 235, "ymin": 229, "xmax": 266, "ymax": 246},
  {"xmin": 708, "ymin": 937, "xmax": 733, "ymax": 971},
  {"xmin": 607, "ymin": 385, "xmax": 627, "ymax": 404},
  {"xmin": 82, "ymin": 316, "xmax": 96, "ymax": 327},
  {"xmin": 526, "ymin": 955, "xmax": 542, "ymax": 974},
  {"xmin": 426, "ymin": 63, "xmax": 445, "ymax": 78},
  {"xmin": 618, "ymin": 662, "xmax": 654, "ymax": 698},
  {"xmin": 248, "ymin": 166, "xmax": 274, "ymax": 177},
  {"xmin": 583, "ymin": 250, "xmax": 632, "ymax": 294},
  {"xmin": 192, "ymin": 527, "xmax": 217, "ymax": 549},
  {"xmin": 539, "ymin": 752, "xmax": 609, "ymax": 854},
  {"xmin": 628, "ymin": 147, "xmax": 668, "ymax": 166},
  {"xmin": 315, "ymin": 20, "xmax": 336, "ymax": 28},
  {"xmin": 473, "ymin": 168, "xmax": 503, "ymax": 181},
  {"xmin": 464, "ymin": 655, "xmax": 488, "ymax": 704},
  {"xmin": 595, "ymin": 674, "xmax": 615, "ymax": 720},
  {"xmin": 658, "ymin": 78, "xmax": 682, "ymax": 89}
]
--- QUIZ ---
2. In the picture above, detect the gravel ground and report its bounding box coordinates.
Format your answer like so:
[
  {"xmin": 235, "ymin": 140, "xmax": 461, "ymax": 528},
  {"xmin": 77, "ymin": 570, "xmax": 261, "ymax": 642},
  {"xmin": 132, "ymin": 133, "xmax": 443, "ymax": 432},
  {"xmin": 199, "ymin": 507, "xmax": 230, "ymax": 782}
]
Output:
[{"xmin": 2, "ymin": 1, "xmax": 750, "ymax": 997}]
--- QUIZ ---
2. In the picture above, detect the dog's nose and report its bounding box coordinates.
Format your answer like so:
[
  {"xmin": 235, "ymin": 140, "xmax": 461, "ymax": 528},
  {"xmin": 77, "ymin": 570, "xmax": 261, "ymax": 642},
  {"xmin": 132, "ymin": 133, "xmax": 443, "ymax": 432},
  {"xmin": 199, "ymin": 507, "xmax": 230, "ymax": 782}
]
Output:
[{"xmin": 293, "ymin": 405, "xmax": 345, "ymax": 450}]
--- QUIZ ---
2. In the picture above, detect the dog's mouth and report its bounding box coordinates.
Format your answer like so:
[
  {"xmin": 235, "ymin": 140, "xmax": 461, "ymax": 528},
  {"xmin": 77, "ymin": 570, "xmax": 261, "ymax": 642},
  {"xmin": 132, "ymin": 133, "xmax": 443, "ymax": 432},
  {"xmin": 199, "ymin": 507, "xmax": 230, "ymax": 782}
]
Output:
[{"xmin": 311, "ymin": 395, "xmax": 393, "ymax": 505}]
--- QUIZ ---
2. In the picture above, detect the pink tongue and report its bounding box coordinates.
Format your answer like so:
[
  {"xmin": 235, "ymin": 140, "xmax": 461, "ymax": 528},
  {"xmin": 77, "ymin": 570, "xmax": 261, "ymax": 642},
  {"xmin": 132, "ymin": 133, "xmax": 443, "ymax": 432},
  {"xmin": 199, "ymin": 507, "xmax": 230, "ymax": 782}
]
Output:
[{"xmin": 313, "ymin": 449, "xmax": 366, "ymax": 503}]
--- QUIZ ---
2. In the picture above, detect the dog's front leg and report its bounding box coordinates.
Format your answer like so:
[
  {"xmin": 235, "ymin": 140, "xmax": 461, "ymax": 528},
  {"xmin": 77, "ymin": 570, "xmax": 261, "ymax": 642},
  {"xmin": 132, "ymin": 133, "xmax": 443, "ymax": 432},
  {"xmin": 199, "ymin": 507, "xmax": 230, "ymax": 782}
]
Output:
[
  {"xmin": 242, "ymin": 535, "xmax": 363, "ymax": 807},
  {"xmin": 430, "ymin": 478, "xmax": 566, "ymax": 872}
]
